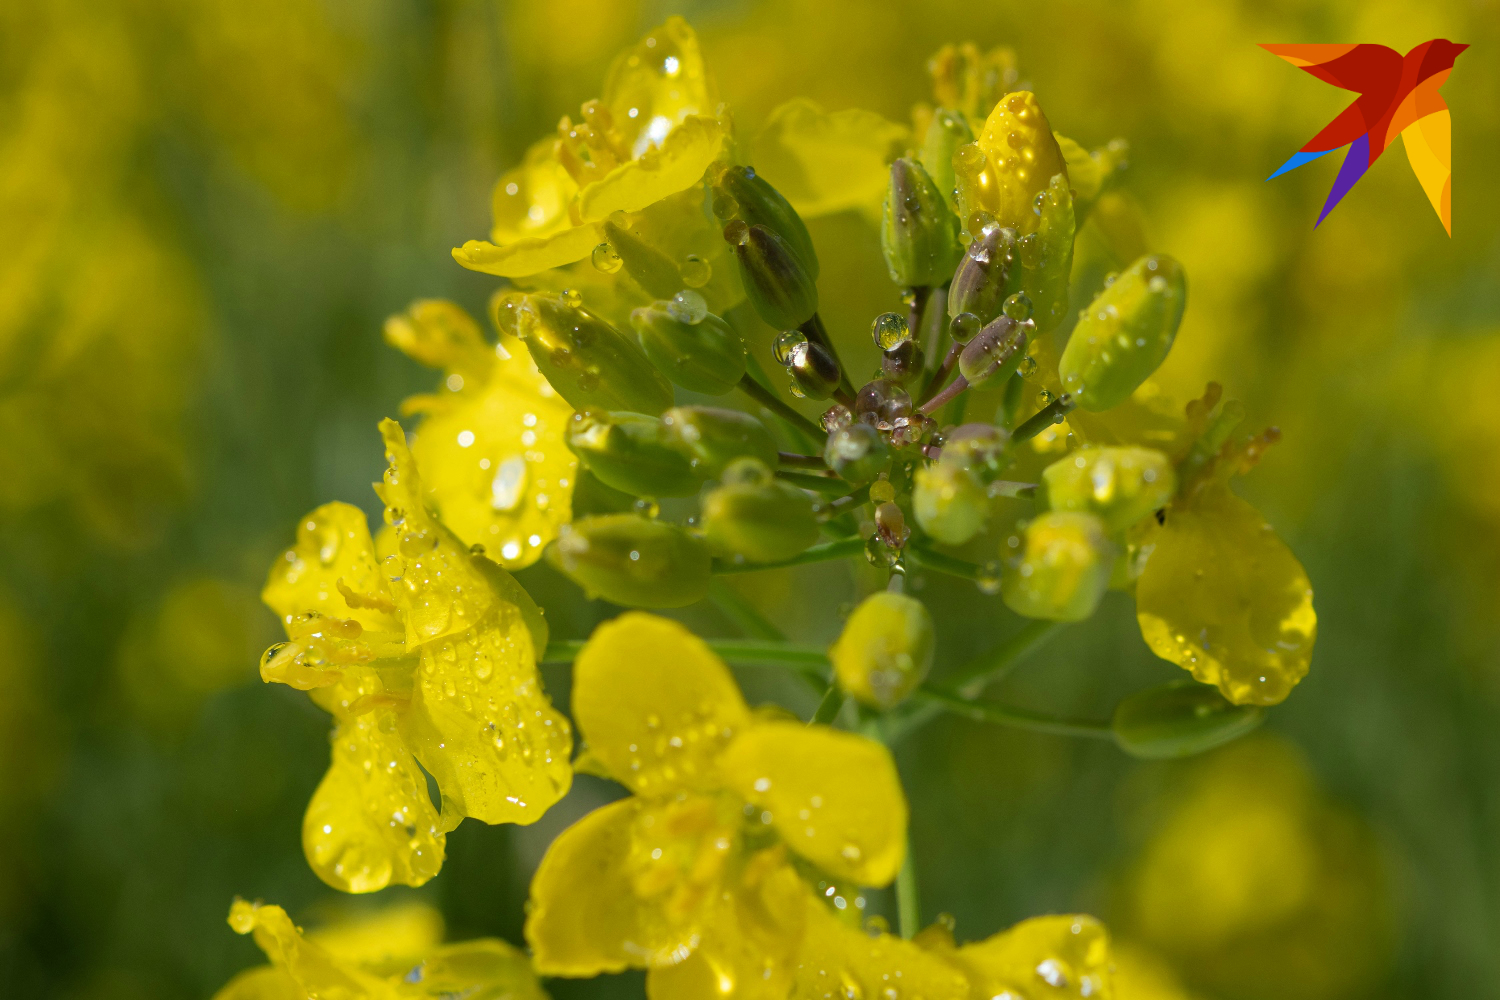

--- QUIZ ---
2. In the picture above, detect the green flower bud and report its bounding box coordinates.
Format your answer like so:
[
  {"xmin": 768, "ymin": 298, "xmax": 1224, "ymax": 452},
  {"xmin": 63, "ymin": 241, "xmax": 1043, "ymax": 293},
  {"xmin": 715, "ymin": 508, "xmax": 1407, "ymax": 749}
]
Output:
[
  {"xmin": 569, "ymin": 468, "xmax": 637, "ymax": 517},
  {"xmin": 546, "ymin": 514, "xmax": 711, "ymax": 609},
  {"xmin": 1001, "ymin": 511, "xmax": 1115, "ymax": 622},
  {"xmin": 515, "ymin": 293, "xmax": 674, "ymax": 414},
  {"xmin": 630, "ymin": 301, "xmax": 746, "ymax": 395},
  {"xmin": 602, "ymin": 218, "xmax": 683, "ymax": 300},
  {"xmin": 1018, "ymin": 172, "xmax": 1076, "ymax": 333},
  {"xmin": 948, "ymin": 223, "xmax": 1018, "ymax": 324},
  {"xmin": 1041, "ymin": 446, "xmax": 1176, "ymax": 533},
  {"xmin": 1058, "ymin": 254, "xmax": 1187, "ymax": 412},
  {"xmin": 913, "ymin": 461, "xmax": 989, "ymax": 545},
  {"xmin": 881, "ymin": 157, "xmax": 963, "ymax": 288},
  {"xmin": 1111, "ymin": 679, "xmax": 1265, "ymax": 759},
  {"xmin": 829, "ymin": 591, "xmax": 935, "ymax": 710},
  {"xmin": 660, "ymin": 406, "xmax": 779, "ymax": 478},
  {"xmin": 939, "ymin": 423, "xmax": 1011, "ymax": 475},
  {"xmin": 711, "ymin": 164, "xmax": 819, "ymax": 280},
  {"xmin": 700, "ymin": 458, "xmax": 820, "ymax": 562},
  {"xmin": 788, "ymin": 338, "xmax": 842, "ymax": 401},
  {"xmin": 919, "ymin": 108, "xmax": 974, "ymax": 212},
  {"xmin": 824, "ymin": 423, "xmax": 890, "ymax": 484},
  {"xmin": 958, "ymin": 315, "xmax": 1029, "ymax": 389},
  {"xmin": 564, "ymin": 410, "xmax": 701, "ymax": 498},
  {"xmin": 724, "ymin": 221, "xmax": 819, "ymax": 331}
]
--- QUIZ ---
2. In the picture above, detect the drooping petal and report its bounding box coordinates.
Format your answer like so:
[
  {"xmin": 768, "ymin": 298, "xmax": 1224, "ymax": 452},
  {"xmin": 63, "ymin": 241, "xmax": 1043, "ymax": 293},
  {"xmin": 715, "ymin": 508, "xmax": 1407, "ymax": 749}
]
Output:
[
  {"xmin": 601, "ymin": 17, "xmax": 719, "ymax": 159},
  {"xmin": 302, "ymin": 709, "xmax": 446, "ymax": 894},
  {"xmin": 525, "ymin": 797, "xmax": 705, "ymax": 976},
  {"xmin": 954, "ymin": 914, "xmax": 1112, "ymax": 1000},
  {"xmin": 226, "ymin": 900, "xmax": 390, "ymax": 999},
  {"xmin": 453, "ymin": 224, "xmax": 602, "ymax": 279},
  {"xmin": 263, "ymin": 501, "xmax": 401, "ymax": 634},
  {"xmin": 1135, "ymin": 485, "xmax": 1316, "ymax": 706},
  {"xmin": 718, "ymin": 722, "xmax": 907, "ymax": 887},
  {"xmin": 791, "ymin": 896, "xmax": 969, "ymax": 1000},
  {"xmin": 571, "ymin": 613, "xmax": 749, "ymax": 796},
  {"xmin": 406, "ymin": 347, "xmax": 576, "ymax": 572},
  {"xmin": 752, "ymin": 99, "xmax": 909, "ymax": 218},
  {"xmin": 579, "ymin": 115, "xmax": 726, "ymax": 221}
]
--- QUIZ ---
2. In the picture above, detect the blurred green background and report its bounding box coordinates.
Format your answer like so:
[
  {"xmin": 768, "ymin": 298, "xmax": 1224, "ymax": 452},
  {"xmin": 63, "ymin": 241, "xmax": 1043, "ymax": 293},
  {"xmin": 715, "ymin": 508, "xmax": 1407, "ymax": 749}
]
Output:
[{"xmin": 3, "ymin": 1, "xmax": 1497, "ymax": 998}]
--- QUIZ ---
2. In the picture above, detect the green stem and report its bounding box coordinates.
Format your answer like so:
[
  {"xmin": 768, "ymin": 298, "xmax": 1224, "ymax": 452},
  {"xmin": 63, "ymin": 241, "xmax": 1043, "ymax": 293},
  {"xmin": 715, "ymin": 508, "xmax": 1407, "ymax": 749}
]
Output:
[
  {"xmin": 707, "ymin": 578, "xmax": 784, "ymax": 641},
  {"xmin": 778, "ymin": 451, "xmax": 828, "ymax": 471},
  {"xmin": 906, "ymin": 542, "xmax": 983, "ymax": 580},
  {"xmin": 896, "ymin": 847, "xmax": 921, "ymax": 939},
  {"xmin": 712, "ymin": 536, "xmax": 865, "ymax": 574},
  {"xmin": 738, "ymin": 373, "xmax": 824, "ymax": 447},
  {"xmin": 949, "ymin": 619, "xmax": 1063, "ymax": 697},
  {"xmin": 1012, "ymin": 393, "xmax": 1076, "ymax": 444},
  {"xmin": 913, "ymin": 687, "xmax": 1113, "ymax": 740},
  {"xmin": 777, "ymin": 470, "xmax": 851, "ymax": 495},
  {"xmin": 810, "ymin": 684, "xmax": 846, "ymax": 725}
]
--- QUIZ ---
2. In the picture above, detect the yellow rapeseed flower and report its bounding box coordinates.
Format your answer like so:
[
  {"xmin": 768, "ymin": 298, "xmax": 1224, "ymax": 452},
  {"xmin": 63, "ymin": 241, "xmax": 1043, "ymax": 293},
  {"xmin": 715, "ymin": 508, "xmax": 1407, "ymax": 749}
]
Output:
[
  {"xmin": 385, "ymin": 299, "xmax": 576, "ymax": 569},
  {"xmin": 525, "ymin": 613, "xmax": 907, "ymax": 995},
  {"xmin": 258, "ymin": 418, "xmax": 571, "ymax": 892}
]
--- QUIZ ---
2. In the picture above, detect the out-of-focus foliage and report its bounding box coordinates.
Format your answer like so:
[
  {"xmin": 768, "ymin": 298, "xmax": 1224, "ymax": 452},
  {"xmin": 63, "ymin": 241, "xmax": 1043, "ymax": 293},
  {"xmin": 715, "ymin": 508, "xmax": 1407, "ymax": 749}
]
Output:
[{"xmin": 2, "ymin": 2, "xmax": 1498, "ymax": 1000}]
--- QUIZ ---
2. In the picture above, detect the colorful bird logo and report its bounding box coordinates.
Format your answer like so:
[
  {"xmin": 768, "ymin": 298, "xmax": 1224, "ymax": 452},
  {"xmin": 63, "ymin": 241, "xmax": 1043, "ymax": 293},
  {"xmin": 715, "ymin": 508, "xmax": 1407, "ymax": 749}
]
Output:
[{"xmin": 1262, "ymin": 40, "xmax": 1467, "ymax": 234}]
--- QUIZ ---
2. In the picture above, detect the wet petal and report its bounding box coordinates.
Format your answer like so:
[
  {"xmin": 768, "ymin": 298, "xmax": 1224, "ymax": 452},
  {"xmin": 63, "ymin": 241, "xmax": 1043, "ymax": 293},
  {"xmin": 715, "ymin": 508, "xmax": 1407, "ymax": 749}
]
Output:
[
  {"xmin": 719, "ymin": 722, "xmax": 906, "ymax": 887},
  {"xmin": 955, "ymin": 914, "xmax": 1112, "ymax": 1000},
  {"xmin": 383, "ymin": 300, "xmax": 496, "ymax": 382},
  {"xmin": 263, "ymin": 501, "xmax": 400, "ymax": 634},
  {"xmin": 226, "ymin": 900, "xmax": 387, "ymax": 998},
  {"xmin": 579, "ymin": 115, "xmax": 725, "ymax": 221},
  {"xmin": 406, "ymin": 354, "xmax": 575, "ymax": 572},
  {"xmin": 1136, "ymin": 485, "xmax": 1316, "ymax": 706},
  {"xmin": 210, "ymin": 967, "xmax": 304, "ymax": 1000},
  {"xmin": 962, "ymin": 91, "xmax": 1068, "ymax": 235},
  {"xmin": 572, "ymin": 613, "xmax": 750, "ymax": 796},
  {"xmin": 453, "ymin": 224, "xmax": 601, "ymax": 279},
  {"xmin": 792, "ymin": 896, "xmax": 969, "ymax": 1000},
  {"xmin": 752, "ymin": 99, "xmax": 909, "ymax": 218},
  {"xmin": 601, "ymin": 17, "xmax": 719, "ymax": 158},
  {"xmin": 305, "ymin": 902, "xmax": 444, "ymax": 970},
  {"xmin": 491, "ymin": 137, "xmax": 580, "ymax": 244},
  {"xmin": 525, "ymin": 798, "xmax": 703, "ymax": 975},
  {"xmin": 302, "ymin": 709, "xmax": 446, "ymax": 893},
  {"xmin": 411, "ymin": 939, "xmax": 552, "ymax": 1000}
]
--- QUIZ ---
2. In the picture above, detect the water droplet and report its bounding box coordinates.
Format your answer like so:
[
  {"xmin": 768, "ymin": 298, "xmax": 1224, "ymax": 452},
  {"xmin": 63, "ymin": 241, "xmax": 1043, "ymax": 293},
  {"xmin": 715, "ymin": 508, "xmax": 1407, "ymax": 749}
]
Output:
[
  {"xmin": 1148, "ymin": 274, "xmax": 1168, "ymax": 293},
  {"xmin": 592, "ymin": 242, "xmax": 622, "ymax": 273},
  {"xmin": 667, "ymin": 288, "xmax": 708, "ymax": 324},
  {"xmin": 680, "ymin": 255, "xmax": 711, "ymax": 287},
  {"xmin": 1036, "ymin": 388, "xmax": 1054, "ymax": 406},
  {"xmin": 562, "ymin": 288, "xmax": 584, "ymax": 307},
  {"xmin": 821, "ymin": 404, "xmax": 852, "ymax": 432},
  {"xmin": 1002, "ymin": 292, "xmax": 1033, "ymax": 322},
  {"xmin": 871, "ymin": 312, "xmax": 910, "ymax": 351},
  {"xmin": 949, "ymin": 312, "xmax": 982, "ymax": 344},
  {"xmin": 491, "ymin": 457, "xmax": 528, "ymax": 511},
  {"xmin": 773, "ymin": 328, "xmax": 808, "ymax": 366},
  {"xmin": 976, "ymin": 560, "xmax": 1002, "ymax": 595},
  {"xmin": 788, "ymin": 379, "xmax": 807, "ymax": 399},
  {"xmin": 1016, "ymin": 355, "xmax": 1039, "ymax": 379},
  {"xmin": 1032, "ymin": 190, "xmax": 1046, "ymax": 215}
]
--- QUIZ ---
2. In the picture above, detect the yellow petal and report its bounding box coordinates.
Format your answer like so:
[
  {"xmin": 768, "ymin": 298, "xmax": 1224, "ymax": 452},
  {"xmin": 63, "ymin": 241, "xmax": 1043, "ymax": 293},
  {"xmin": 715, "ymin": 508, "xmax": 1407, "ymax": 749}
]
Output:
[
  {"xmin": 383, "ymin": 300, "xmax": 496, "ymax": 381},
  {"xmin": 491, "ymin": 137, "xmax": 580, "ymax": 244},
  {"xmin": 263, "ymin": 501, "xmax": 400, "ymax": 634},
  {"xmin": 406, "ymin": 353, "xmax": 576, "ymax": 572},
  {"xmin": 226, "ymin": 900, "xmax": 390, "ymax": 998},
  {"xmin": 955, "ymin": 914, "xmax": 1112, "ymax": 1000},
  {"xmin": 1136, "ymin": 485, "xmax": 1315, "ymax": 706},
  {"xmin": 452, "ymin": 224, "xmax": 601, "ymax": 279},
  {"xmin": 646, "ymin": 848, "xmax": 808, "ymax": 1000},
  {"xmin": 578, "ymin": 115, "xmax": 725, "ymax": 221},
  {"xmin": 719, "ymin": 722, "xmax": 906, "ymax": 887},
  {"xmin": 601, "ymin": 17, "xmax": 719, "ymax": 158},
  {"xmin": 413, "ymin": 939, "xmax": 552, "ymax": 1000},
  {"xmin": 792, "ymin": 896, "xmax": 969, "ymax": 1000},
  {"xmin": 958, "ymin": 91, "xmax": 1068, "ymax": 235},
  {"xmin": 211, "ymin": 967, "xmax": 305, "ymax": 1000},
  {"xmin": 302, "ymin": 709, "xmax": 446, "ymax": 893},
  {"xmin": 306, "ymin": 902, "xmax": 443, "ymax": 972},
  {"xmin": 752, "ymin": 99, "xmax": 909, "ymax": 218},
  {"xmin": 572, "ymin": 613, "xmax": 750, "ymax": 796},
  {"xmin": 525, "ymin": 798, "xmax": 702, "ymax": 975}
]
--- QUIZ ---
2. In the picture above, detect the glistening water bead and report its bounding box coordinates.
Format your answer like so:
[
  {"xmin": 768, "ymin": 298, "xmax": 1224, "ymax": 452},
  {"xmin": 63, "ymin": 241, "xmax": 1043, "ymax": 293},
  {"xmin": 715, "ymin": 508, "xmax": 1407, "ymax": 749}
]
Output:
[
  {"xmin": 1003, "ymin": 292, "xmax": 1033, "ymax": 322},
  {"xmin": 591, "ymin": 242, "xmax": 623, "ymax": 273},
  {"xmin": 950, "ymin": 311, "xmax": 982, "ymax": 344},
  {"xmin": 773, "ymin": 328, "xmax": 807, "ymax": 366},
  {"xmin": 680, "ymin": 255, "xmax": 711, "ymax": 287},
  {"xmin": 871, "ymin": 312, "xmax": 911, "ymax": 351},
  {"xmin": 667, "ymin": 289, "xmax": 708, "ymax": 324}
]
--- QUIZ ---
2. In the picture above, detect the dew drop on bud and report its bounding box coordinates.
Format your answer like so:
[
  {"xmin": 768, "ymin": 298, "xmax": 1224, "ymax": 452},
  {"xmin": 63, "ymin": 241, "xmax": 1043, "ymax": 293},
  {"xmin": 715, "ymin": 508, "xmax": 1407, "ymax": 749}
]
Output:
[
  {"xmin": 871, "ymin": 311, "xmax": 911, "ymax": 351},
  {"xmin": 1002, "ymin": 292, "xmax": 1033, "ymax": 322},
  {"xmin": 950, "ymin": 311, "xmax": 982, "ymax": 344},
  {"xmin": 591, "ymin": 242, "xmax": 622, "ymax": 273},
  {"xmin": 633, "ymin": 498, "xmax": 660, "ymax": 518},
  {"xmin": 681, "ymin": 254, "xmax": 712, "ymax": 287},
  {"xmin": 1148, "ymin": 274, "xmax": 1168, "ymax": 293},
  {"xmin": 976, "ymin": 560, "xmax": 1002, "ymax": 595},
  {"xmin": 1032, "ymin": 190, "xmax": 1047, "ymax": 215},
  {"xmin": 773, "ymin": 329, "xmax": 808, "ymax": 366},
  {"xmin": 667, "ymin": 289, "xmax": 708, "ymax": 325},
  {"xmin": 1037, "ymin": 388, "xmax": 1055, "ymax": 406},
  {"xmin": 788, "ymin": 378, "xmax": 808, "ymax": 399},
  {"xmin": 1103, "ymin": 271, "xmax": 1119, "ymax": 288},
  {"xmin": 1017, "ymin": 355, "xmax": 1039, "ymax": 379},
  {"xmin": 822, "ymin": 404, "xmax": 853, "ymax": 432}
]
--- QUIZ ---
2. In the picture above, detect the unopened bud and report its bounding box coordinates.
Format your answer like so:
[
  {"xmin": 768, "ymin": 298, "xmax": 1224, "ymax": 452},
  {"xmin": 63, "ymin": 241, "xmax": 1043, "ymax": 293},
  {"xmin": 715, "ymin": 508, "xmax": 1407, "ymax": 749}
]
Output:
[
  {"xmin": 1041, "ymin": 446, "xmax": 1176, "ymax": 533},
  {"xmin": 958, "ymin": 315, "xmax": 1030, "ymax": 389},
  {"xmin": 882, "ymin": 339, "xmax": 926, "ymax": 385},
  {"xmin": 824, "ymin": 423, "xmax": 890, "ymax": 484},
  {"xmin": 515, "ymin": 293, "xmax": 674, "ymax": 414},
  {"xmin": 787, "ymin": 338, "xmax": 842, "ymax": 401},
  {"xmin": 881, "ymin": 157, "xmax": 963, "ymax": 287},
  {"xmin": 913, "ymin": 461, "xmax": 988, "ymax": 545},
  {"xmin": 700, "ymin": 459, "xmax": 820, "ymax": 562},
  {"xmin": 711, "ymin": 164, "xmax": 819, "ymax": 280},
  {"xmin": 919, "ymin": 108, "xmax": 974, "ymax": 212},
  {"xmin": 1111, "ymin": 679, "xmax": 1265, "ymax": 759},
  {"xmin": 725, "ymin": 221, "xmax": 819, "ymax": 331},
  {"xmin": 1058, "ymin": 254, "xmax": 1186, "ymax": 411},
  {"xmin": 546, "ymin": 514, "xmax": 711, "ymax": 608},
  {"xmin": 659, "ymin": 406, "xmax": 779, "ymax": 478},
  {"xmin": 829, "ymin": 591, "xmax": 935, "ymax": 710},
  {"xmin": 630, "ymin": 301, "xmax": 746, "ymax": 395},
  {"xmin": 1017, "ymin": 172, "xmax": 1076, "ymax": 333},
  {"xmin": 948, "ymin": 223, "xmax": 1019, "ymax": 324},
  {"xmin": 564, "ymin": 410, "xmax": 701, "ymax": 498},
  {"xmin": 602, "ymin": 219, "xmax": 684, "ymax": 300},
  {"xmin": 956, "ymin": 91, "xmax": 1067, "ymax": 237},
  {"xmin": 1001, "ymin": 511, "xmax": 1115, "ymax": 621}
]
